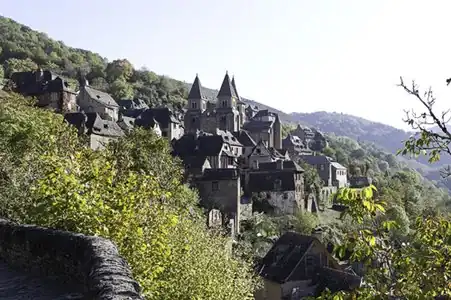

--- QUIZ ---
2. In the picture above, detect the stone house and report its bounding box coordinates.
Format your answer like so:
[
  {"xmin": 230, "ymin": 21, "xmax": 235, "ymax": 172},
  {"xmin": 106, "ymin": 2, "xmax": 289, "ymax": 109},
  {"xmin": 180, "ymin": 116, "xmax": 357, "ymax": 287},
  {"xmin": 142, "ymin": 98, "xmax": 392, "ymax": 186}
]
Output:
[
  {"xmin": 232, "ymin": 130, "xmax": 257, "ymax": 168},
  {"xmin": 117, "ymin": 115, "xmax": 136, "ymax": 133},
  {"xmin": 172, "ymin": 130, "xmax": 243, "ymax": 170},
  {"xmin": 248, "ymin": 140, "xmax": 288, "ymax": 170},
  {"xmin": 331, "ymin": 161, "xmax": 348, "ymax": 188},
  {"xmin": 134, "ymin": 107, "xmax": 183, "ymax": 140},
  {"xmin": 10, "ymin": 69, "xmax": 77, "ymax": 113},
  {"xmin": 184, "ymin": 72, "xmax": 245, "ymax": 134},
  {"xmin": 64, "ymin": 112, "xmax": 124, "ymax": 150},
  {"xmin": 77, "ymin": 78, "xmax": 119, "ymax": 121},
  {"xmin": 299, "ymin": 155, "xmax": 333, "ymax": 186},
  {"xmin": 195, "ymin": 168, "xmax": 243, "ymax": 234},
  {"xmin": 282, "ymin": 134, "xmax": 312, "ymax": 158},
  {"xmin": 243, "ymin": 109, "xmax": 282, "ymax": 149},
  {"xmin": 247, "ymin": 160, "xmax": 305, "ymax": 215},
  {"xmin": 255, "ymin": 232, "xmax": 361, "ymax": 300},
  {"xmin": 290, "ymin": 125, "xmax": 328, "ymax": 152}
]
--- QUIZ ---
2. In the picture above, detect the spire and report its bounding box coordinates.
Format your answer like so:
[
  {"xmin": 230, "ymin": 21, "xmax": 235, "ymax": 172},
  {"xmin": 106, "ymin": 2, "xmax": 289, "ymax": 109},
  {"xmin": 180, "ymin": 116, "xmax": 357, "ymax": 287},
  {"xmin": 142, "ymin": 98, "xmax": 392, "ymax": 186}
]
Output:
[
  {"xmin": 231, "ymin": 76, "xmax": 240, "ymax": 100},
  {"xmin": 217, "ymin": 72, "xmax": 237, "ymax": 98},
  {"xmin": 187, "ymin": 74, "xmax": 205, "ymax": 100}
]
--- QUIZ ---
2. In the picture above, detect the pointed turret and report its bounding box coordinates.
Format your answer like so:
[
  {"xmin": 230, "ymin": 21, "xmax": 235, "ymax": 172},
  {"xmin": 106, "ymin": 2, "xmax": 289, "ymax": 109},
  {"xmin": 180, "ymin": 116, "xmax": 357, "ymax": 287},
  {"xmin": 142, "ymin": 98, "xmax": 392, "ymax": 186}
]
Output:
[
  {"xmin": 217, "ymin": 71, "xmax": 237, "ymax": 98},
  {"xmin": 231, "ymin": 76, "xmax": 240, "ymax": 100},
  {"xmin": 188, "ymin": 74, "xmax": 205, "ymax": 100}
]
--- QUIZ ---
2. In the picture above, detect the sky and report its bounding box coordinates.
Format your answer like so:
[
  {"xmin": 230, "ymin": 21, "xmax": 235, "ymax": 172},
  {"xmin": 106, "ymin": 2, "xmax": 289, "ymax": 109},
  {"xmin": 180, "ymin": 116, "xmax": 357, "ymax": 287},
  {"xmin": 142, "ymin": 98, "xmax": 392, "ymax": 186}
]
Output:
[{"xmin": 2, "ymin": 0, "xmax": 451, "ymax": 130}]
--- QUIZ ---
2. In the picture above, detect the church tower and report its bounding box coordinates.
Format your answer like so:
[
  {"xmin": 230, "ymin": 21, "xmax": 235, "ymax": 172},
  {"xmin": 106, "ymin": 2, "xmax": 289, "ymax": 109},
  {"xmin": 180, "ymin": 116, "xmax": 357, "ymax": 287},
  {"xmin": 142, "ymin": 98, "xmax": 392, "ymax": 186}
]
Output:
[
  {"xmin": 231, "ymin": 76, "xmax": 246, "ymax": 130},
  {"xmin": 184, "ymin": 74, "xmax": 206, "ymax": 133},
  {"xmin": 216, "ymin": 72, "xmax": 239, "ymax": 132}
]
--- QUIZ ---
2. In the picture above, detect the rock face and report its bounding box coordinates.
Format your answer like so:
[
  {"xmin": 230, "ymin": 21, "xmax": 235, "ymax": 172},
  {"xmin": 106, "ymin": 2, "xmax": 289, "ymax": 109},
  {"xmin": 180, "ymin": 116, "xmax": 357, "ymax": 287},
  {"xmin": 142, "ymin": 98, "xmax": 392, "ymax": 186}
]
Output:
[{"xmin": 0, "ymin": 219, "xmax": 143, "ymax": 300}]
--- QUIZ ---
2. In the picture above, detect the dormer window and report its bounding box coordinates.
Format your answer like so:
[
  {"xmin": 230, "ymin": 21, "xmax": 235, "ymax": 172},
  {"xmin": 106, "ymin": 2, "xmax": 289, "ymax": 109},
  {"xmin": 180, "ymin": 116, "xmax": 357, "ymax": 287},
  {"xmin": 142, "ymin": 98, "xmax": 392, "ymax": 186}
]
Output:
[{"xmin": 103, "ymin": 124, "xmax": 108, "ymax": 129}]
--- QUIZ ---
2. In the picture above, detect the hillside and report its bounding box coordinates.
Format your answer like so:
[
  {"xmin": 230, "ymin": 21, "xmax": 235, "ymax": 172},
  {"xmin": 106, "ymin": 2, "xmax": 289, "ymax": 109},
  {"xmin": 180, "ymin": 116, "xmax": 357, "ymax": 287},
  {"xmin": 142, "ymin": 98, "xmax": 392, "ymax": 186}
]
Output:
[{"xmin": 1, "ymin": 14, "xmax": 449, "ymax": 181}]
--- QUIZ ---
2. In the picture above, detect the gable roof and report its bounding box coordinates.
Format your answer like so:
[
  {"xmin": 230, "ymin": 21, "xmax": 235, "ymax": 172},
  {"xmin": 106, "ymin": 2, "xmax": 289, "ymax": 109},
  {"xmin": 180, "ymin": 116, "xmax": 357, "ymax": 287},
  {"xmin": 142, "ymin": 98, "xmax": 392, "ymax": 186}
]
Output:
[
  {"xmin": 258, "ymin": 161, "xmax": 304, "ymax": 172},
  {"xmin": 217, "ymin": 72, "xmax": 237, "ymax": 98},
  {"xmin": 201, "ymin": 168, "xmax": 239, "ymax": 181},
  {"xmin": 188, "ymin": 74, "xmax": 206, "ymax": 100},
  {"xmin": 243, "ymin": 120, "xmax": 273, "ymax": 132},
  {"xmin": 84, "ymin": 86, "xmax": 118, "ymax": 108},
  {"xmin": 330, "ymin": 161, "xmax": 346, "ymax": 170},
  {"xmin": 299, "ymin": 154, "xmax": 330, "ymax": 165},
  {"xmin": 232, "ymin": 130, "xmax": 256, "ymax": 147},
  {"xmin": 117, "ymin": 98, "xmax": 149, "ymax": 110},
  {"xmin": 248, "ymin": 171, "xmax": 298, "ymax": 192},
  {"xmin": 64, "ymin": 112, "xmax": 124, "ymax": 138},
  {"xmin": 258, "ymin": 232, "xmax": 317, "ymax": 284}
]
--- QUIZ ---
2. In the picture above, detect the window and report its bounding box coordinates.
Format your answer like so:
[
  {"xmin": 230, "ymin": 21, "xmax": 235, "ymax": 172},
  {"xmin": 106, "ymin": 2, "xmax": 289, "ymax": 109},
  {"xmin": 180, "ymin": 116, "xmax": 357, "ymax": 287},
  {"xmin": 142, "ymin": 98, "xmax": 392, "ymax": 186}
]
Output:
[
  {"xmin": 212, "ymin": 181, "xmax": 219, "ymax": 191},
  {"xmin": 191, "ymin": 101, "xmax": 197, "ymax": 109},
  {"xmin": 162, "ymin": 131, "xmax": 167, "ymax": 137},
  {"xmin": 256, "ymin": 148, "xmax": 261, "ymax": 154},
  {"xmin": 320, "ymin": 164, "xmax": 325, "ymax": 171},
  {"xmin": 191, "ymin": 117, "xmax": 196, "ymax": 124},
  {"xmin": 283, "ymin": 192, "xmax": 289, "ymax": 199},
  {"xmin": 222, "ymin": 100, "xmax": 227, "ymax": 107}
]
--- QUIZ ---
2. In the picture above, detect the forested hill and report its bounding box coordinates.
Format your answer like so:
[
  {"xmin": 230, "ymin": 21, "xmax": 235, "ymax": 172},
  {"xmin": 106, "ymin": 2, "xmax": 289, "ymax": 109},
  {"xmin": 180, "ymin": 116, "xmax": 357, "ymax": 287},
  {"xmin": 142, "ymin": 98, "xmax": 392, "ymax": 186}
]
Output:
[{"xmin": 0, "ymin": 15, "xmax": 447, "ymax": 175}]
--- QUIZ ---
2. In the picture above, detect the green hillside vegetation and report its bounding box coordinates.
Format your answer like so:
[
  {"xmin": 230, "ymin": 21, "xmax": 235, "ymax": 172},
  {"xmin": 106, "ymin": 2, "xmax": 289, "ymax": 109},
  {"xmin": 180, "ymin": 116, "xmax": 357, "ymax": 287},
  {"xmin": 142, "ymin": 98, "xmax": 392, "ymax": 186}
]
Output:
[
  {"xmin": 0, "ymin": 90, "xmax": 256, "ymax": 300},
  {"xmin": 0, "ymin": 16, "xmax": 187, "ymax": 109}
]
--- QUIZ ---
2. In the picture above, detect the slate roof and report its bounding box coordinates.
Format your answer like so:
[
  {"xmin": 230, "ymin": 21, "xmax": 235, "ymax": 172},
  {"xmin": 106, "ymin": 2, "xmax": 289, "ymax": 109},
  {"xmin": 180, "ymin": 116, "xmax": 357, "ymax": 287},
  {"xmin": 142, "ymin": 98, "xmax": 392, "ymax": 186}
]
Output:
[
  {"xmin": 243, "ymin": 120, "xmax": 273, "ymax": 132},
  {"xmin": 217, "ymin": 72, "xmax": 237, "ymax": 98},
  {"xmin": 232, "ymin": 130, "xmax": 256, "ymax": 147},
  {"xmin": 188, "ymin": 74, "xmax": 206, "ymax": 100},
  {"xmin": 117, "ymin": 98, "xmax": 149, "ymax": 110},
  {"xmin": 349, "ymin": 176, "xmax": 372, "ymax": 188},
  {"xmin": 135, "ymin": 108, "xmax": 179, "ymax": 129},
  {"xmin": 216, "ymin": 129, "xmax": 243, "ymax": 146},
  {"xmin": 317, "ymin": 267, "xmax": 362, "ymax": 293},
  {"xmin": 283, "ymin": 134, "xmax": 305, "ymax": 147},
  {"xmin": 64, "ymin": 112, "xmax": 124, "ymax": 138},
  {"xmin": 117, "ymin": 115, "xmax": 135, "ymax": 131},
  {"xmin": 83, "ymin": 86, "xmax": 118, "ymax": 108},
  {"xmin": 182, "ymin": 156, "xmax": 209, "ymax": 170},
  {"xmin": 330, "ymin": 161, "xmax": 346, "ymax": 170},
  {"xmin": 258, "ymin": 161, "xmax": 304, "ymax": 172},
  {"xmin": 258, "ymin": 232, "xmax": 317, "ymax": 284},
  {"xmin": 197, "ymin": 135, "xmax": 227, "ymax": 156},
  {"xmin": 201, "ymin": 168, "xmax": 239, "ymax": 181},
  {"xmin": 11, "ymin": 70, "xmax": 75, "ymax": 96},
  {"xmin": 299, "ymin": 154, "xmax": 330, "ymax": 165},
  {"xmin": 231, "ymin": 76, "xmax": 245, "ymax": 105}
]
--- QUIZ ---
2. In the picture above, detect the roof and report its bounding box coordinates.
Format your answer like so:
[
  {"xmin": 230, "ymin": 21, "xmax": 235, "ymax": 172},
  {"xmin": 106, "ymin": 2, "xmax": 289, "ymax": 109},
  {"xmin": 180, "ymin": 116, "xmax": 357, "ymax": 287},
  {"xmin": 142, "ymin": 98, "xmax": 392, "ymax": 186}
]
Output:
[
  {"xmin": 135, "ymin": 108, "xmax": 179, "ymax": 129},
  {"xmin": 197, "ymin": 135, "xmax": 226, "ymax": 156},
  {"xmin": 182, "ymin": 156, "xmax": 209, "ymax": 170},
  {"xmin": 188, "ymin": 74, "xmax": 206, "ymax": 100},
  {"xmin": 201, "ymin": 168, "xmax": 239, "ymax": 181},
  {"xmin": 117, "ymin": 99, "xmax": 149, "ymax": 110},
  {"xmin": 84, "ymin": 86, "xmax": 118, "ymax": 108},
  {"xmin": 64, "ymin": 112, "xmax": 124, "ymax": 138},
  {"xmin": 217, "ymin": 72, "xmax": 237, "ymax": 98},
  {"xmin": 330, "ymin": 161, "xmax": 346, "ymax": 170},
  {"xmin": 317, "ymin": 267, "xmax": 362, "ymax": 293},
  {"xmin": 299, "ymin": 154, "xmax": 330, "ymax": 165},
  {"xmin": 349, "ymin": 176, "xmax": 372, "ymax": 188},
  {"xmin": 231, "ymin": 76, "xmax": 245, "ymax": 105},
  {"xmin": 232, "ymin": 130, "xmax": 256, "ymax": 147},
  {"xmin": 258, "ymin": 161, "xmax": 304, "ymax": 172},
  {"xmin": 243, "ymin": 120, "xmax": 273, "ymax": 132},
  {"xmin": 117, "ymin": 115, "xmax": 135, "ymax": 131},
  {"xmin": 216, "ymin": 129, "xmax": 243, "ymax": 146},
  {"xmin": 258, "ymin": 232, "xmax": 317, "ymax": 284}
]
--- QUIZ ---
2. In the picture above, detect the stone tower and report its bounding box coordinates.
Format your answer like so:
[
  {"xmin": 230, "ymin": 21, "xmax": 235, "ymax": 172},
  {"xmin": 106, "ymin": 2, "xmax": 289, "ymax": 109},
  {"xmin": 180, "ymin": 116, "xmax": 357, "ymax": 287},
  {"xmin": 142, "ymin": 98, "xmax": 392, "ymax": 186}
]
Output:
[
  {"xmin": 184, "ymin": 74, "xmax": 206, "ymax": 133},
  {"xmin": 231, "ymin": 76, "xmax": 246, "ymax": 130},
  {"xmin": 216, "ymin": 72, "xmax": 239, "ymax": 132}
]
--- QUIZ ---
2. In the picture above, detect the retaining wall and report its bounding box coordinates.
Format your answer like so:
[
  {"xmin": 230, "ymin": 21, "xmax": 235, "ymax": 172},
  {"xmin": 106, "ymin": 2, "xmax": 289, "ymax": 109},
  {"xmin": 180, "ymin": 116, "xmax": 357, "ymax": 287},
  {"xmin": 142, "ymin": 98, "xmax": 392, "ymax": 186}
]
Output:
[{"xmin": 0, "ymin": 219, "xmax": 144, "ymax": 299}]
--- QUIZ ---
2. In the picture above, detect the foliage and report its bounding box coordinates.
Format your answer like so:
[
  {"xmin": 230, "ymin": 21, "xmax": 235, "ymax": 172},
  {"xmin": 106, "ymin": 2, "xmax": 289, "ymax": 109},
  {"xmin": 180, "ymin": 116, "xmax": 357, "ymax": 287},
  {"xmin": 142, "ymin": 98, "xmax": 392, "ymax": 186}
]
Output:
[
  {"xmin": 0, "ymin": 16, "xmax": 187, "ymax": 108},
  {"xmin": 0, "ymin": 92, "xmax": 256, "ymax": 300},
  {"xmin": 281, "ymin": 123, "xmax": 296, "ymax": 139},
  {"xmin": 318, "ymin": 185, "xmax": 451, "ymax": 299}
]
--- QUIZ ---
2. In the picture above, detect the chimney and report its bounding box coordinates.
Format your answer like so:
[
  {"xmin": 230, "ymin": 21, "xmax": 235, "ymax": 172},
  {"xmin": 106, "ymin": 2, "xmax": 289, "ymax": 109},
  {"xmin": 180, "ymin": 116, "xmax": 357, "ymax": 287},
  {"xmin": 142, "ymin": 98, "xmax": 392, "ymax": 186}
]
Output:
[{"xmin": 276, "ymin": 159, "xmax": 284, "ymax": 170}]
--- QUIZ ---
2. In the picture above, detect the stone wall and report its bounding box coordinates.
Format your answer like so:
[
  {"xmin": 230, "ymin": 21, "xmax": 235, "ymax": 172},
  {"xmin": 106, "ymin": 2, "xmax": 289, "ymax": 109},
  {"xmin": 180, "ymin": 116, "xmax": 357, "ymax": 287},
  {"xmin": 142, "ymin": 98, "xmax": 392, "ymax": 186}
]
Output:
[{"xmin": 0, "ymin": 219, "xmax": 143, "ymax": 300}]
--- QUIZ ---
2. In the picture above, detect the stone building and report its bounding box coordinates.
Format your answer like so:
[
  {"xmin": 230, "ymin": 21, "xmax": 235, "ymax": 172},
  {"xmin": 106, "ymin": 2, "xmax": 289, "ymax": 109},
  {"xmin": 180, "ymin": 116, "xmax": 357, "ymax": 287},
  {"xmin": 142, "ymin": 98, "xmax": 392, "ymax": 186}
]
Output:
[
  {"xmin": 10, "ymin": 69, "xmax": 77, "ymax": 113},
  {"xmin": 133, "ymin": 107, "xmax": 183, "ymax": 140},
  {"xmin": 64, "ymin": 112, "xmax": 124, "ymax": 150},
  {"xmin": 185, "ymin": 72, "xmax": 245, "ymax": 134},
  {"xmin": 194, "ymin": 168, "xmax": 244, "ymax": 234},
  {"xmin": 255, "ymin": 232, "xmax": 361, "ymax": 300},
  {"xmin": 243, "ymin": 109, "xmax": 282, "ymax": 149},
  {"xmin": 247, "ymin": 160, "xmax": 305, "ymax": 215},
  {"xmin": 77, "ymin": 78, "xmax": 119, "ymax": 121},
  {"xmin": 282, "ymin": 134, "xmax": 312, "ymax": 157}
]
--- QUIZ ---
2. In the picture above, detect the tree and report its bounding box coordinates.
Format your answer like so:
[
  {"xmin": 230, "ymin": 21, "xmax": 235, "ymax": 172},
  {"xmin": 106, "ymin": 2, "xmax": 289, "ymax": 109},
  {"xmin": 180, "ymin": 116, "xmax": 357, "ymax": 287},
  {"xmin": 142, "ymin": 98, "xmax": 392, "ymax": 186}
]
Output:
[
  {"xmin": 0, "ymin": 92, "xmax": 256, "ymax": 300},
  {"xmin": 4, "ymin": 58, "xmax": 38, "ymax": 77},
  {"xmin": 106, "ymin": 59, "xmax": 134, "ymax": 82},
  {"xmin": 109, "ymin": 79, "xmax": 134, "ymax": 100}
]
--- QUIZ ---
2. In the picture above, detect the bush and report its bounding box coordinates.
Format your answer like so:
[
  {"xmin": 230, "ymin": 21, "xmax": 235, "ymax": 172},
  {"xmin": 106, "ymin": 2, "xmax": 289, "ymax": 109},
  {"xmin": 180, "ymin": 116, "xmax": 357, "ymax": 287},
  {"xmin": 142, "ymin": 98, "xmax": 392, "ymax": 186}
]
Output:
[{"xmin": 0, "ymin": 92, "xmax": 256, "ymax": 300}]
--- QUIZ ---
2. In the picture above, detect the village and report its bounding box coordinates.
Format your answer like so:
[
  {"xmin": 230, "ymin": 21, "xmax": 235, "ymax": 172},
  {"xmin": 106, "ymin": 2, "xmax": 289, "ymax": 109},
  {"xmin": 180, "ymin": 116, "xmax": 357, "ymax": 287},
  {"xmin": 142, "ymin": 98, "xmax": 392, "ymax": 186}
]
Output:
[{"xmin": 5, "ymin": 68, "xmax": 370, "ymax": 298}]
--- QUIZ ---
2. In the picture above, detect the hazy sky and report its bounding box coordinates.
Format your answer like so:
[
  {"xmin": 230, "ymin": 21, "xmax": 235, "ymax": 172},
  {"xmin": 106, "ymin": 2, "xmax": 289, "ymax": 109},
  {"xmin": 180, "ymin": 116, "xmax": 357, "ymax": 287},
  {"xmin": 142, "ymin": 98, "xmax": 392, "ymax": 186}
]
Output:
[{"xmin": 2, "ymin": 0, "xmax": 451, "ymax": 129}]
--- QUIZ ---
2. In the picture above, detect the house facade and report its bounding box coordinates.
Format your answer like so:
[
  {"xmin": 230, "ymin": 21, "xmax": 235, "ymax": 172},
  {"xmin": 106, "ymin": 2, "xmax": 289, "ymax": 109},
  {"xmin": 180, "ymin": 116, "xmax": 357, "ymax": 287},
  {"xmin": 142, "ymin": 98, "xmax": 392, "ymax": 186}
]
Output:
[{"xmin": 77, "ymin": 78, "xmax": 119, "ymax": 121}]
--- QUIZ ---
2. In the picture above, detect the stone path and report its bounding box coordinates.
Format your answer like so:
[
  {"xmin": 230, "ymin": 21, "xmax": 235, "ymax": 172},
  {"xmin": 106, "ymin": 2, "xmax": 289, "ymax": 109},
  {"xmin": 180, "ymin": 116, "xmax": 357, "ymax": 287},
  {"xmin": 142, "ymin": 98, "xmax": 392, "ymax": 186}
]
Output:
[{"xmin": 0, "ymin": 261, "xmax": 85, "ymax": 300}]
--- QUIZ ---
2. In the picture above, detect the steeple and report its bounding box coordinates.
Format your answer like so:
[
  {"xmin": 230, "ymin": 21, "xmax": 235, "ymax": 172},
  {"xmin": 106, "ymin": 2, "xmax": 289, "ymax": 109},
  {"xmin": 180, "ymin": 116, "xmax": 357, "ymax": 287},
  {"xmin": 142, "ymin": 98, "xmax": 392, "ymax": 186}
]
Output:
[
  {"xmin": 188, "ymin": 74, "xmax": 205, "ymax": 100},
  {"xmin": 217, "ymin": 71, "xmax": 237, "ymax": 98},
  {"xmin": 231, "ymin": 76, "xmax": 240, "ymax": 100}
]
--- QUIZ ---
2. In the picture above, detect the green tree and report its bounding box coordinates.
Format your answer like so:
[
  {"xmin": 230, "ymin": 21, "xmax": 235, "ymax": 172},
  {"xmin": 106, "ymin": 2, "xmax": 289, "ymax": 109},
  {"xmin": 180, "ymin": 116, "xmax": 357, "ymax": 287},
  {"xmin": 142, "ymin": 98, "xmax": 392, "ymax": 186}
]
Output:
[
  {"xmin": 0, "ymin": 92, "xmax": 256, "ymax": 300},
  {"xmin": 4, "ymin": 57, "xmax": 38, "ymax": 77},
  {"xmin": 109, "ymin": 79, "xmax": 134, "ymax": 100}
]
